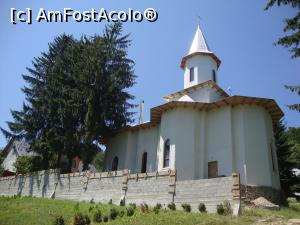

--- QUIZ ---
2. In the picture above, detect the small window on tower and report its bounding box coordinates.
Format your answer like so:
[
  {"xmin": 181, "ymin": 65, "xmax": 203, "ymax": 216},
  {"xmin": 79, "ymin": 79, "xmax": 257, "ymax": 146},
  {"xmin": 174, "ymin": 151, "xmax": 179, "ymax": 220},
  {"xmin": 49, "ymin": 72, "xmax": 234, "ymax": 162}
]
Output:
[
  {"xmin": 212, "ymin": 70, "xmax": 216, "ymax": 82},
  {"xmin": 190, "ymin": 67, "xmax": 194, "ymax": 82}
]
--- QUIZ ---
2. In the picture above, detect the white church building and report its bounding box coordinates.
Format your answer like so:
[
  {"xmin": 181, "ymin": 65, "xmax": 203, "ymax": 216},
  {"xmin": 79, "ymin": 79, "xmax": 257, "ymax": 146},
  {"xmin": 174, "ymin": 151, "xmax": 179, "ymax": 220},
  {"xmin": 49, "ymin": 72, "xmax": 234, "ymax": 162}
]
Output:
[{"xmin": 104, "ymin": 25, "xmax": 283, "ymax": 191}]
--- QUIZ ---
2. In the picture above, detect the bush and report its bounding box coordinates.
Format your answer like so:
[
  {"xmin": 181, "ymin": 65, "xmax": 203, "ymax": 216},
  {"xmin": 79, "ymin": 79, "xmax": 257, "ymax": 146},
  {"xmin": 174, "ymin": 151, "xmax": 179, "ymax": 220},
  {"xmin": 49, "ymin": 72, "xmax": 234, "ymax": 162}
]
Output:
[
  {"xmin": 53, "ymin": 216, "xmax": 64, "ymax": 225},
  {"xmin": 88, "ymin": 206, "xmax": 93, "ymax": 212},
  {"xmin": 223, "ymin": 200, "xmax": 232, "ymax": 215},
  {"xmin": 72, "ymin": 213, "xmax": 91, "ymax": 225},
  {"xmin": 13, "ymin": 156, "xmax": 43, "ymax": 174},
  {"xmin": 167, "ymin": 202, "xmax": 176, "ymax": 211},
  {"xmin": 198, "ymin": 203, "xmax": 206, "ymax": 213},
  {"xmin": 153, "ymin": 203, "xmax": 162, "ymax": 214},
  {"xmin": 93, "ymin": 210, "xmax": 102, "ymax": 223},
  {"xmin": 129, "ymin": 203, "xmax": 136, "ymax": 209},
  {"xmin": 108, "ymin": 199, "xmax": 112, "ymax": 205},
  {"xmin": 140, "ymin": 202, "xmax": 149, "ymax": 213},
  {"xmin": 181, "ymin": 203, "xmax": 191, "ymax": 212},
  {"xmin": 119, "ymin": 210, "xmax": 125, "ymax": 217},
  {"xmin": 217, "ymin": 204, "xmax": 225, "ymax": 215},
  {"xmin": 109, "ymin": 208, "xmax": 118, "ymax": 220},
  {"xmin": 120, "ymin": 198, "xmax": 125, "ymax": 206},
  {"xmin": 90, "ymin": 198, "xmax": 95, "ymax": 204},
  {"xmin": 103, "ymin": 215, "xmax": 108, "ymax": 222},
  {"xmin": 126, "ymin": 207, "xmax": 135, "ymax": 217}
]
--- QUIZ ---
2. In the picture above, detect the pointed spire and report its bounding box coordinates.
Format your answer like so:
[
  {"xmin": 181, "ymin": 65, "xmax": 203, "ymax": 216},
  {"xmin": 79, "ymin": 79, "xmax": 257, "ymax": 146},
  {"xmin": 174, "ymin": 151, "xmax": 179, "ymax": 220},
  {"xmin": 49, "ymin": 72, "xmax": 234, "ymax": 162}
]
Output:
[{"xmin": 188, "ymin": 25, "xmax": 211, "ymax": 54}]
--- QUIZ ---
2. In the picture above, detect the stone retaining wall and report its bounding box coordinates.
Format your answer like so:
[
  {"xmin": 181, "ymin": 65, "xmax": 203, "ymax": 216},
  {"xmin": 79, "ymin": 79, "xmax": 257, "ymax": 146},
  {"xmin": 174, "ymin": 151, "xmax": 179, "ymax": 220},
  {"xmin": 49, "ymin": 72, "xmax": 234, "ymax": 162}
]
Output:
[{"xmin": 0, "ymin": 169, "xmax": 237, "ymax": 212}]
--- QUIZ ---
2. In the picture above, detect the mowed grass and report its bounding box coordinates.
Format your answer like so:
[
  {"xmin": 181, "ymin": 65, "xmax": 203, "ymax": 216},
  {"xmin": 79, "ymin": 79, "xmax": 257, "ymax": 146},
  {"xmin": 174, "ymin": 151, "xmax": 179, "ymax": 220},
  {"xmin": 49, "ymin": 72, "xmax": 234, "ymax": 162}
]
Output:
[{"xmin": 0, "ymin": 196, "xmax": 299, "ymax": 225}]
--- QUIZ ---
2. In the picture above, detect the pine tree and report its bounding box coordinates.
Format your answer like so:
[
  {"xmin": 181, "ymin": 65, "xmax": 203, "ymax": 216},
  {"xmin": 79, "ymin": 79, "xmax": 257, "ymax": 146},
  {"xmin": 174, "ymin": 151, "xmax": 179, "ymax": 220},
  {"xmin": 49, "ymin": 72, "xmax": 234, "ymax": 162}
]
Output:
[
  {"xmin": 1, "ymin": 22, "xmax": 136, "ymax": 171},
  {"xmin": 274, "ymin": 119, "xmax": 300, "ymax": 198},
  {"xmin": 265, "ymin": 0, "xmax": 300, "ymax": 58}
]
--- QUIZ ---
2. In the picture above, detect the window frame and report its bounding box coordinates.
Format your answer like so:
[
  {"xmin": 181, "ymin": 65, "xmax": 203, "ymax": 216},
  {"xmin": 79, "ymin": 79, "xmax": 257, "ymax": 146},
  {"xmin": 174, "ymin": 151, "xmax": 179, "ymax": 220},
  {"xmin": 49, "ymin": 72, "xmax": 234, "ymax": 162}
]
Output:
[
  {"xmin": 190, "ymin": 67, "xmax": 195, "ymax": 82},
  {"xmin": 163, "ymin": 139, "xmax": 170, "ymax": 168}
]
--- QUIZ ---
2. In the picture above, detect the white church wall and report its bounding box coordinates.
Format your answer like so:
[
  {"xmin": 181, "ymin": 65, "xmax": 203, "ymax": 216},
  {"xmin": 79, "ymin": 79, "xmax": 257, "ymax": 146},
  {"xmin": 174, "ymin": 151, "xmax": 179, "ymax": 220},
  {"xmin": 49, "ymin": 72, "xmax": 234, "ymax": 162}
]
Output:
[
  {"xmin": 263, "ymin": 110, "xmax": 281, "ymax": 189},
  {"xmin": 158, "ymin": 108, "xmax": 198, "ymax": 180},
  {"xmin": 242, "ymin": 106, "xmax": 274, "ymax": 187},
  {"xmin": 134, "ymin": 126, "xmax": 160, "ymax": 173},
  {"xmin": 206, "ymin": 106, "xmax": 233, "ymax": 177},
  {"xmin": 232, "ymin": 106, "xmax": 247, "ymax": 184},
  {"xmin": 173, "ymin": 87, "xmax": 224, "ymax": 103},
  {"xmin": 184, "ymin": 55, "xmax": 218, "ymax": 89},
  {"xmin": 105, "ymin": 132, "xmax": 129, "ymax": 171}
]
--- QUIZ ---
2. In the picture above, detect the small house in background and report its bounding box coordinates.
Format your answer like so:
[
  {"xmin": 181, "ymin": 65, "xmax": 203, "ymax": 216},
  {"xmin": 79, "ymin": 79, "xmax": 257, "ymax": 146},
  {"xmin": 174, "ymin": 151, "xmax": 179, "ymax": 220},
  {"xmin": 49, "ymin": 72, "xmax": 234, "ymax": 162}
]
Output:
[{"xmin": 1, "ymin": 138, "xmax": 34, "ymax": 176}]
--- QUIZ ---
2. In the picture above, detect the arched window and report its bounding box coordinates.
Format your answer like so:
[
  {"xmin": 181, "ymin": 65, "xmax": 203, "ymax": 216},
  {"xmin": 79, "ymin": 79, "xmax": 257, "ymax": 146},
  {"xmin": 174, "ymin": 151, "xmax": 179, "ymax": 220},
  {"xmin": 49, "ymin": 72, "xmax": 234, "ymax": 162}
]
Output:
[
  {"xmin": 190, "ymin": 67, "xmax": 194, "ymax": 82},
  {"xmin": 111, "ymin": 156, "xmax": 118, "ymax": 171},
  {"xmin": 212, "ymin": 69, "xmax": 216, "ymax": 82},
  {"xmin": 141, "ymin": 152, "xmax": 147, "ymax": 173},
  {"xmin": 163, "ymin": 139, "xmax": 170, "ymax": 168}
]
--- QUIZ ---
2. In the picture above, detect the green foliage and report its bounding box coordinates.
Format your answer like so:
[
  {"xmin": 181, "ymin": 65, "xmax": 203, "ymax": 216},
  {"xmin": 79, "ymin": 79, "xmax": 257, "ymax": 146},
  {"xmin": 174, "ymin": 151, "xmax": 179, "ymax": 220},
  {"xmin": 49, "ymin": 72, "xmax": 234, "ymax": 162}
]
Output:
[
  {"xmin": 53, "ymin": 216, "xmax": 64, "ymax": 225},
  {"xmin": 274, "ymin": 119, "xmax": 300, "ymax": 198},
  {"xmin": 198, "ymin": 203, "xmax": 206, "ymax": 213},
  {"xmin": 72, "ymin": 213, "xmax": 90, "ymax": 225},
  {"xmin": 92, "ymin": 152, "xmax": 105, "ymax": 172},
  {"xmin": 126, "ymin": 207, "xmax": 135, "ymax": 217},
  {"xmin": 74, "ymin": 202, "xmax": 80, "ymax": 212},
  {"xmin": 92, "ymin": 210, "xmax": 102, "ymax": 223},
  {"xmin": 129, "ymin": 203, "xmax": 136, "ymax": 209},
  {"xmin": 109, "ymin": 208, "xmax": 118, "ymax": 220},
  {"xmin": 140, "ymin": 203, "xmax": 149, "ymax": 213},
  {"xmin": 1, "ymin": 22, "xmax": 136, "ymax": 172},
  {"xmin": 217, "ymin": 204, "xmax": 225, "ymax": 215},
  {"xmin": 13, "ymin": 156, "xmax": 43, "ymax": 174},
  {"xmin": 223, "ymin": 200, "xmax": 232, "ymax": 215},
  {"xmin": 285, "ymin": 85, "xmax": 300, "ymax": 113},
  {"xmin": 102, "ymin": 215, "xmax": 108, "ymax": 222},
  {"xmin": 119, "ymin": 210, "xmax": 125, "ymax": 217},
  {"xmin": 265, "ymin": 0, "xmax": 300, "ymax": 58},
  {"xmin": 153, "ymin": 203, "xmax": 162, "ymax": 214},
  {"xmin": 181, "ymin": 203, "xmax": 191, "ymax": 212},
  {"xmin": 168, "ymin": 202, "xmax": 176, "ymax": 211}
]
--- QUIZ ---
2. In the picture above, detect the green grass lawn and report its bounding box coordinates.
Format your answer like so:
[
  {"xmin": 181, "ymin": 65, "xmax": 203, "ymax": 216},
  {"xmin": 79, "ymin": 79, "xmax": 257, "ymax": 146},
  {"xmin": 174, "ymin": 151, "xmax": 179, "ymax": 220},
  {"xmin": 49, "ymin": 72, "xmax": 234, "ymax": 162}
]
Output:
[{"xmin": 0, "ymin": 196, "xmax": 299, "ymax": 225}]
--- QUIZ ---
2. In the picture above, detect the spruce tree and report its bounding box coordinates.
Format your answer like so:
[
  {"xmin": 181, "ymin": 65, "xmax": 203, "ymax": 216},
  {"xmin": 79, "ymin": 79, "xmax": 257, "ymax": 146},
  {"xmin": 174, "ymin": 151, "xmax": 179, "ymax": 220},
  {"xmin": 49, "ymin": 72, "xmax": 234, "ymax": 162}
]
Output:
[{"xmin": 1, "ymin": 22, "xmax": 136, "ymax": 171}]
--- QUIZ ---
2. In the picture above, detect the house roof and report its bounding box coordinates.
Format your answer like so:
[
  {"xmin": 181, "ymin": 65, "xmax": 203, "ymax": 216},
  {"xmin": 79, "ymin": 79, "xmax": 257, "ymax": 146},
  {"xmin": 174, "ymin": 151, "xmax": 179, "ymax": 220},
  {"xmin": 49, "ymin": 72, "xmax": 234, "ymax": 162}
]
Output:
[
  {"xmin": 163, "ymin": 80, "xmax": 229, "ymax": 100},
  {"xmin": 120, "ymin": 95, "xmax": 283, "ymax": 133}
]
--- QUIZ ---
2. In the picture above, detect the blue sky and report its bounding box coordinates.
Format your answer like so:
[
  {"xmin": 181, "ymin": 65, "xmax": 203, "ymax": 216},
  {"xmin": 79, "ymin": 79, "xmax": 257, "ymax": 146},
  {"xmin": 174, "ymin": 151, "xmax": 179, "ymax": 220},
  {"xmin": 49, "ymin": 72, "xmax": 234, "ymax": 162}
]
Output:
[{"xmin": 0, "ymin": 0, "xmax": 299, "ymax": 148}]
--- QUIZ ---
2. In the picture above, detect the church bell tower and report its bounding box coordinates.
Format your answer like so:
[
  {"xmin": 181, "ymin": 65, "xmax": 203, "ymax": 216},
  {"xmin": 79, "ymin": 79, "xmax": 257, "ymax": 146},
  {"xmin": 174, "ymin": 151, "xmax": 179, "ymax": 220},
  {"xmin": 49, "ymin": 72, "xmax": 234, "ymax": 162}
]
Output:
[{"xmin": 180, "ymin": 25, "xmax": 221, "ymax": 89}]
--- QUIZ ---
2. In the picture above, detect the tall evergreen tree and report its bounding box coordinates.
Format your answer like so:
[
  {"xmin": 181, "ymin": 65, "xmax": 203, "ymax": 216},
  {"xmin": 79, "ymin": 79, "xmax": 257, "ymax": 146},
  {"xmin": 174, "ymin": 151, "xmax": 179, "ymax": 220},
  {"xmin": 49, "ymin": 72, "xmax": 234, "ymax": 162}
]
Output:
[
  {"xmin": 1, "ymin": 22, "xmax": 136, "ymax": 171},
  {"xmin": 274, "ymin": 119, "xmax": 300, "ymax": 198}
]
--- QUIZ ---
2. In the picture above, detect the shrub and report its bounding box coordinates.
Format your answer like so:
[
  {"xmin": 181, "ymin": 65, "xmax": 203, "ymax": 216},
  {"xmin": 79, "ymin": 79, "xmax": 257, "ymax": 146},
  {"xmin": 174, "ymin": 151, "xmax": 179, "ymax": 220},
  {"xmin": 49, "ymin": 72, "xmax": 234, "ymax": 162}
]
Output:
[
  {"xmin": 72, "ymin": 213, "xmax": 91, "ymax": 225},
  {"xmin": 223, "ymin": 200, "xmax": 232, "ymax": 215},
  {"xmin": 126, "ymin": 207, "xmax": 135, "ymax": 217},
  {"xmin": 103, "ymin": 215, "xmax": 108, "ymax": 222},
  {"xmin": 90, "ymin": 198, "xmax": 95, "ymax": 204},
  {"xmin": 217, "ymin": 204, "xmax": 225, "ymax": 215},
  {"xmin": 88, "ymin": 206, "xmax": 93, "ymax": 212},
  {"xmin": 153, "ymin": 203, "xmax": 162, "ymax": 214},
  {"xmin": 120, "ymin": 198, "xmax": 125, "ymax": 206},
  {"xmin": 167, "ymin": 202, "xmax": 176, "ymax": 211},
  {"xmin": 119, "ymin": 210, "xmax": 125, "ymax": 217},
  {"xmin": 108, "ymin": 199, "xmax": 112, "ymax": 205},
  {"xmin": 53, "ymin": 216, "xmax": 64, "ymax": 225},
  {"xmin": 198, "ymin": 203, "xmax": 206, "ymax": 213},
  {"xmin": 181, "ymin": 203, "xmax": 191, "ymax": 212},
  {"xmin": 93, "ymin": 210, "xmax": 102, "ymax": 223},
  {"xmin": 140, "ymin": 202, "xmax": 149, "ymax": 213},
  {"xmin": 13, "ymin": 156, "xmax": 44, "ymax": 174},
  {"xmin": 109, "ymin": 208, "xmax": 118, "ymax": 220},
  {"xmin": 129, "ymin": 203, "xmax": 136, "ymax": 209}
]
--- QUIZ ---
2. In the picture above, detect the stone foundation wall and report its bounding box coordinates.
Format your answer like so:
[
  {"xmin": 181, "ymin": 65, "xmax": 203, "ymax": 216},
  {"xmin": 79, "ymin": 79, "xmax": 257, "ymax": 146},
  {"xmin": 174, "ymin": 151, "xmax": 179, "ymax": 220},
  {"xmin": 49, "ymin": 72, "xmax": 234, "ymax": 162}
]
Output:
[
  {"xmin": 241, "ymin": 185, "xmax": 282, "ymax": 204},
  {"xmin": 0, "ymin": 169, "xmax": 237, "ymax": 212}
]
